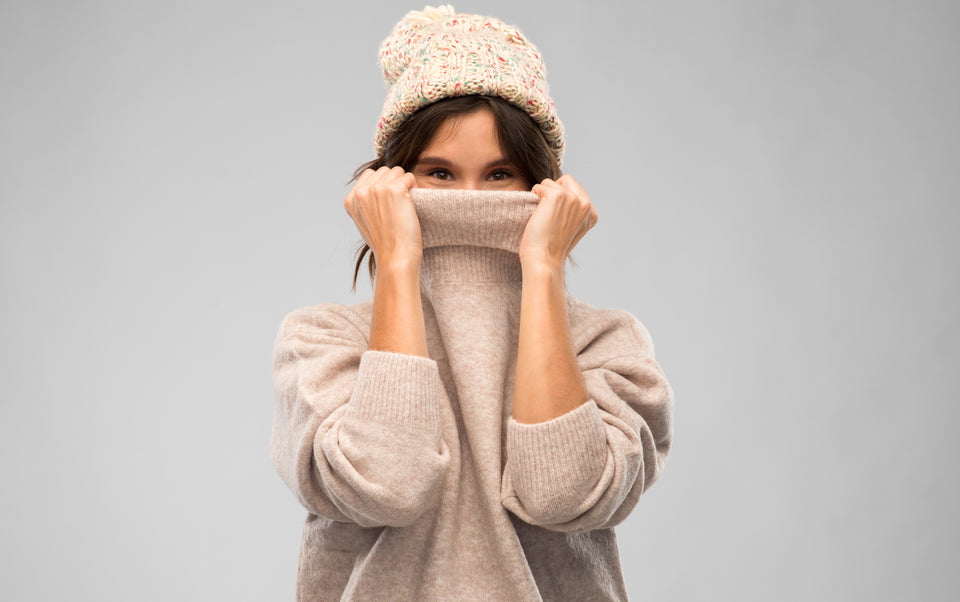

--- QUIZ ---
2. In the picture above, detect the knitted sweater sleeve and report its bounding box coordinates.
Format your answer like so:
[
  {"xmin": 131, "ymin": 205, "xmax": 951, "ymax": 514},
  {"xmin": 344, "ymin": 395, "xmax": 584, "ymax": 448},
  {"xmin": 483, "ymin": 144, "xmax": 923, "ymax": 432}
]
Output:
[
  {"xmin": 270, "ymin": 303, "xmax": 451, "ymax": 528},
  {"xmin": 501, "ymin": 307, "xmax": 674, "ymax": 532}
]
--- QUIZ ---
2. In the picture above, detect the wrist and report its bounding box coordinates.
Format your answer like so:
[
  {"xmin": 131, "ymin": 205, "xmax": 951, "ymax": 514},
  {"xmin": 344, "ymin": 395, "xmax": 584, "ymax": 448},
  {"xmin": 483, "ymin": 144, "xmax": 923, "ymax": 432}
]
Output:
[
  {"xmin": 377, "ymin": 255, "xmax": 422, "ymax": 278},
  {"xmin": 519, "ymin": 258, "xmax": 566, "ymax": 285},
  {"xmin": 519, "ymin": 253, "xmax": 566, "ymax": 275}
]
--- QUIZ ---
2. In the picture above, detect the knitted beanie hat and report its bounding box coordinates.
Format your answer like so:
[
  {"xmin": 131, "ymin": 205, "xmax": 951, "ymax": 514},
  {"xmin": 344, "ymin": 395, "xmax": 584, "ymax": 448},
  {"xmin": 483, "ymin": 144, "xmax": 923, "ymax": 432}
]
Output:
[{"xmin": 374, "ymin": 4, "xmax": 565, "ymax": 164}]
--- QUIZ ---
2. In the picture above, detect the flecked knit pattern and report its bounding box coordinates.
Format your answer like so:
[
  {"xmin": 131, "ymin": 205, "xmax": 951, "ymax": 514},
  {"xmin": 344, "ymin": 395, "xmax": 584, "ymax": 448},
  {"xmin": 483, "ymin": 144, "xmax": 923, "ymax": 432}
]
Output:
[
  {"xmin": 270, "ymin": 189, "xmax": 674, "ymax": 600},
  {"xmin": 375, "ymin": 5, "xmax": 565, "ymax": 164}
]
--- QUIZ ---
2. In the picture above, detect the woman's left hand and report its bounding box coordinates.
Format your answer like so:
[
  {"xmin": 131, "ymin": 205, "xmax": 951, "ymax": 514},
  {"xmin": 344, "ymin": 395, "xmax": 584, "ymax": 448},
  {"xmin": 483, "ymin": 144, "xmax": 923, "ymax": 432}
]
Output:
[{"xmin": 519, "ymin": 174, "xmax": 598, "ymax": 269}]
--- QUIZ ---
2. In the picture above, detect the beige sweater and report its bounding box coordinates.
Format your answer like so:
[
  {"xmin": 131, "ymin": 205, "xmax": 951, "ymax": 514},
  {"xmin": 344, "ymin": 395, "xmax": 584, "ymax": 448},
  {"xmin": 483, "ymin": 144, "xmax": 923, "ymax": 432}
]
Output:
[{"xmin": 271, "ymin": 189, "xmax": 674, "ymax": 601}]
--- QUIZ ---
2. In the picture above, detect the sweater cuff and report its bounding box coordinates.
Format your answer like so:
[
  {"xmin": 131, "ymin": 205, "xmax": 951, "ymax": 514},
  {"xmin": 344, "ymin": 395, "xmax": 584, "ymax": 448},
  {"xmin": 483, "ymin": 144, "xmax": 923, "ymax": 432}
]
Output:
[
  {"xmin": 506, "ymin": 400, "xmax": 607, "ymax": 512},
  {"xmin": 344, "ymin": 350, "xmax": 443, "ymax": 434}
]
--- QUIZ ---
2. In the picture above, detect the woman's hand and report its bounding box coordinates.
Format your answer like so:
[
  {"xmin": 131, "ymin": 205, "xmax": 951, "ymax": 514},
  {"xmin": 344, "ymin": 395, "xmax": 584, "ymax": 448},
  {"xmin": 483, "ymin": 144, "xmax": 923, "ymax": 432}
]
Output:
[
  {"xmin": 513, "ymin": 173, "xmax": 594, "ymax": 424},
  {"xmin": 519, "ymin": 174, "xmax": 598, "ymax": 270},
  {"xmin": 344, "ymin": 166, "xmax": 422, "ymax": 267},
  {"xmin": 345, "ymin": 166, "xmax": 428, "ymax": 356}
]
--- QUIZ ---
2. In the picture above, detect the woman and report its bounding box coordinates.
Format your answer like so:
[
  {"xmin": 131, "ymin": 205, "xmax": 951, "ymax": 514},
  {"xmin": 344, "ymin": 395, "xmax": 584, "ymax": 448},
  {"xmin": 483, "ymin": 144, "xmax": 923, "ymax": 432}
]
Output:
[{"xmin": 271, "ymin": 5, "xmax": 674, "ymax": 600}]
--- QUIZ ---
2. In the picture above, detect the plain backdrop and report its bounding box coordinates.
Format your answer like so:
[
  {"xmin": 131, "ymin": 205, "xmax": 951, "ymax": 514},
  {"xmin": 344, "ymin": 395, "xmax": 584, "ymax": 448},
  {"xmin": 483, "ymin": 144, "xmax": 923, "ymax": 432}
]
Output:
[{"xmin": 2, "ymin": 1, "xmax": 957, "ymax": 600}]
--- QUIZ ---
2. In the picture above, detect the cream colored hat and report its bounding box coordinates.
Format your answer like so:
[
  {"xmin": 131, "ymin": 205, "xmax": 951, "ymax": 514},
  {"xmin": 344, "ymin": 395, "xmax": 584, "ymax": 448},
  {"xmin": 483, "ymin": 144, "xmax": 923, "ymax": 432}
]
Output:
[{"xmin": 374, "ymin": 4, "xmax": 565, "ymax": 164}]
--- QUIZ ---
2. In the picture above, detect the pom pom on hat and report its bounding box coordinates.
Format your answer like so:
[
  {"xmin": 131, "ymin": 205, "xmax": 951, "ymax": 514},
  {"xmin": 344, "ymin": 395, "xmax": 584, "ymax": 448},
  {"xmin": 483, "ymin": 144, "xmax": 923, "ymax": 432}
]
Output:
[{"xmin": 374, "ymin": 5, "xmax": 565, "ymax": 164}]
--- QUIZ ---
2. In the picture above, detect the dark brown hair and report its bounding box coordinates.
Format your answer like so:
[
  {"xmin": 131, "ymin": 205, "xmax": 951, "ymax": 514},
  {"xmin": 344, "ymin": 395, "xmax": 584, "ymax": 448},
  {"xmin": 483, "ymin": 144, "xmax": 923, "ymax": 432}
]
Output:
[{"xmin": 350, "ymin": 95, "xmax": 562, "ymax": 290}]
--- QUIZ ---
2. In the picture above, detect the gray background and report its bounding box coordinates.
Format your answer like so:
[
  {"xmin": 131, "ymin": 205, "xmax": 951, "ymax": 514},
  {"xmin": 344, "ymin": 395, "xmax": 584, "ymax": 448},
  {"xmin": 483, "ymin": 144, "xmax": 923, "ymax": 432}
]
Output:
[{"xmin": 2, "ymin": 0, "xmax": 957, "ymax": 600}]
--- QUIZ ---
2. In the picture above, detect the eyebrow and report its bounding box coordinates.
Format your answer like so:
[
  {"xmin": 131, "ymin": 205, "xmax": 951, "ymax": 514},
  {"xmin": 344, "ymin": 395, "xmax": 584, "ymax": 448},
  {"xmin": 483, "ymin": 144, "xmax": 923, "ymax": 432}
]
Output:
[{"xmin": 415, "ymin": 156, "xmax": 515, "ymax": 169}]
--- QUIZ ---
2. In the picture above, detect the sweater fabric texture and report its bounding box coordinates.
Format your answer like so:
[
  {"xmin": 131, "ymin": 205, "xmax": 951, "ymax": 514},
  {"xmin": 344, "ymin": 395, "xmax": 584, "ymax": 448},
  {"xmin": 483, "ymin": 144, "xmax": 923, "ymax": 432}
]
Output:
[{"xmin": 270, "ymin": 188, "xmax": 674, "ymax": 601}]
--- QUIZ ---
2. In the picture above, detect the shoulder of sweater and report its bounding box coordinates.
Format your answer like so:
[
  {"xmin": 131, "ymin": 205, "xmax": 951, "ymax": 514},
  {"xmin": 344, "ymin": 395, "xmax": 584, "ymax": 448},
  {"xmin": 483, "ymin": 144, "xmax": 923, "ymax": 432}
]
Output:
[
  {"xmin": 277, "ymin": 299, "xmax": 373, "ymax": 346},
  {"xmin": 565, "ymin": 295, "xmax": 657, "ymax": 358}
]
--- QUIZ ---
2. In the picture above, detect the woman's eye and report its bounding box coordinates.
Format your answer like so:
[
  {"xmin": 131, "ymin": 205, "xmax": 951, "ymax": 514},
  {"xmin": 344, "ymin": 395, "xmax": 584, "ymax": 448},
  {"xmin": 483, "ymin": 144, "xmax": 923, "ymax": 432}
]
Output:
[
  {"xmin": 428, "ymin": 169, "xmax": 451, "ymax": 180},
  {"xmin": 490, "ymin": 170, "xmax": 512, "ymax": 181}
]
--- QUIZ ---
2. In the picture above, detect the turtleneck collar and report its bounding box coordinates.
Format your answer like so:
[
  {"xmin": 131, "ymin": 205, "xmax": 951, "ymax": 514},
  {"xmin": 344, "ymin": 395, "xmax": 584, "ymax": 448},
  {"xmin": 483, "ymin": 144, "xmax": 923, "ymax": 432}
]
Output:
[{"xmin": 411, "ymin": 188, "xmax": 539, "ymax": 286}]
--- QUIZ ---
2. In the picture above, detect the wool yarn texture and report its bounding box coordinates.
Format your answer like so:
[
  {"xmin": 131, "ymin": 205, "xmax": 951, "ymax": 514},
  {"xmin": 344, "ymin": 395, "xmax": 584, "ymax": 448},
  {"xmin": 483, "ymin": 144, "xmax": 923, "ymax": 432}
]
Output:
[
  {"xmin": 374, "ymin": 4, "xmax": 565, "ymax": 164},
  {"xmin": 270, "ymin": 189, "xmax": 674, "ymax": 600}
]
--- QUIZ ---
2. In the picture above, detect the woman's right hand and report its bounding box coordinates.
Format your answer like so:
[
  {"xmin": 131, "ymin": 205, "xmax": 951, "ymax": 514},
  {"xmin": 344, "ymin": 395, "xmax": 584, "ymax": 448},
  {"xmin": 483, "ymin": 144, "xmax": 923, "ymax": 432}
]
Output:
[
  {"xmin": 345, "ymin": 166, "xmax": 429, "ymax": 357},
  {"xmin": 344, "ymin": 166, "xmax": 422, "ymax": 267}
]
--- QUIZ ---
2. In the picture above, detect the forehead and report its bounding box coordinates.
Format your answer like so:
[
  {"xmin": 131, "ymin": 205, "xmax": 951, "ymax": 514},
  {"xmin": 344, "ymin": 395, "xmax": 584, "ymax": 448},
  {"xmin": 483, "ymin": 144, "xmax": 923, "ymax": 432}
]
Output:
[{"xmin": 424, "ymin": 109, "xmax": 500, "ymax": 148}]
